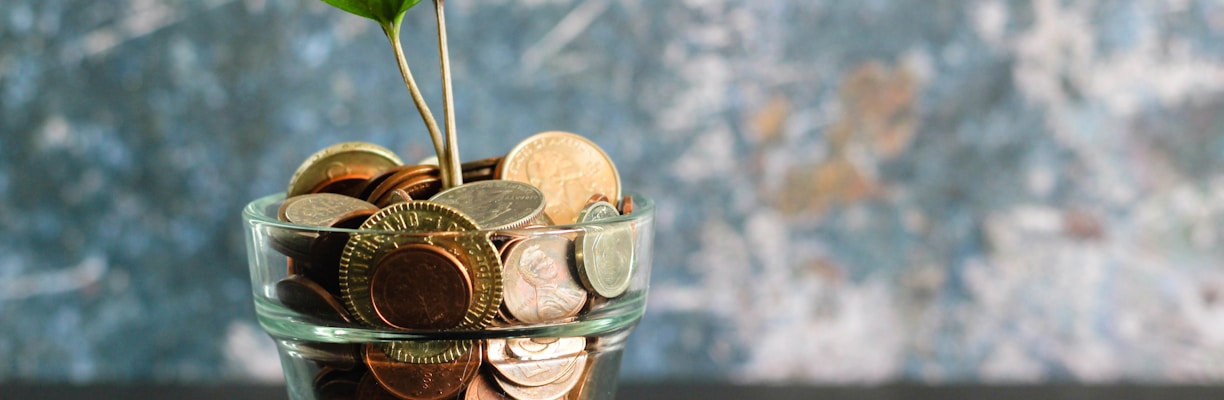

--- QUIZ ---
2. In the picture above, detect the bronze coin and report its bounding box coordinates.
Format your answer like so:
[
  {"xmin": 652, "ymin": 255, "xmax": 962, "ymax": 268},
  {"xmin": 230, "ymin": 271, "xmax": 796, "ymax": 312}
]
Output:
[
  {"xmin": 585, "ymin": 194, "xmax": 610, "ymax": 207},
  {"xmin": 305, "ymin": 209, "xmax": 377, "ymax": 295},
  {"xmin": 276, "ymin": 274, "xmax": 353, "ymax": 324},
  {"xmin": 355, "ymin": 165, "xmax": 417, "ymax": 201},
  {"xmin": 366, "ymin": 166, "xmax": 438, "ymax": 205},
  {"xmin": 355, "ymin": 371, "xmax": 401, "ymax": 400},
  {"xmin": 368, "ymin": 243, "xmax": 473, "ymax": 330},
  {"xmin": 310, "ymin": 174, "xmax": 371, "ymax": 197},
  {"xmin": 365, "ymin": 341, "xmax": 482, "ymax": 400},
  {"xmin": 618, "ymin": 195, "xmax": 633, "ymax": 215},
  {"xmin": 374, "ymin": 174, "xmax": 442, "ymax": 208},
  {"xmin": 461, "ymin": 157, "xmax": 502, "ymax": 183},
  {"xmin": 287, "ymin": 141, "xmax": 403, "ymax": 198},
  {"xmin": 340, "ymin": 201, "xmax": 503, "ymax": 337},
  {"xmin": 464, "ymin": 372, "xmax": 510, "ymax": 400}
]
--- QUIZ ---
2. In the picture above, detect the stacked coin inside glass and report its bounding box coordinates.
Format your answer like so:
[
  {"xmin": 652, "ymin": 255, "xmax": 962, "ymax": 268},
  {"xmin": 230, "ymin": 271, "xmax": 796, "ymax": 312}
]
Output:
[{"xmin": 244, "ymin": 131, "xmax": 654, "ymax": 400}]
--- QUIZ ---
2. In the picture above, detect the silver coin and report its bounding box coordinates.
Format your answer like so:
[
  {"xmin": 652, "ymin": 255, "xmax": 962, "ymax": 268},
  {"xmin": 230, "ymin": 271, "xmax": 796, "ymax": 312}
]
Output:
[
  {"xmin": 573, "ymin": 201, "xmax": 634, "ymax": 298},
  {"xmin": 429, "ymin": 180, "xmax": 546, "ymax": 230}
]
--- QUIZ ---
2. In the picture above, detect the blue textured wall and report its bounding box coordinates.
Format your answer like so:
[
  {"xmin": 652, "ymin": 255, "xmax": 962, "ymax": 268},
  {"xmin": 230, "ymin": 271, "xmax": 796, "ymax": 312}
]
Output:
[{"xmin": 4, "ymin": 0, "xmax": 1224, "ymax": 383}]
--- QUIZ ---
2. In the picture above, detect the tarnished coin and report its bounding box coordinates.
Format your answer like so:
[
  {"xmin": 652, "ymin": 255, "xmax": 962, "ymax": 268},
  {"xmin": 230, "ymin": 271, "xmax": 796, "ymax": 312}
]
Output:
[
  {"xmin": 501, "ymin": 236, "xmax": 587, "ymax": 324},
  {"xmin": 430, "ymin": 180, "xmax": 545, "ymax": 230},
  {"xmin": 276, "ymin": 274, "xmax": 353, "ymax": 324},
  {"xmin": 365, "ymin": 341, "xmax": 482, "ymax": 400},
  {"xmin": 493, "ymin": 351, "xmax": 587, "ymax": 400},
  {"xmin": 288, "ymin": 142, "xmax": 403, "ymax": 198},
  {"xmin": 464, "ymin": 372, "xmax": 510, "ymax": 400},
  {"xmin": 487, "ymin": 338, "xmax": 583, "ymax": 388},
  {"xmin": 462, "ymin": 157, "xmax": 503, "ymax": 183},
  {"xmin": 498, "ymin": 131, "xmax": 621, "ymax": 225},
  {"xmin": 368, "ymin": 243, "xmax": 472, "ymax": 330},
  {"xmin": 573, "ymin": 201, "xmax": 634, "ymax": 298},
  {"xmin": 306, "ymin": 209, "xmax": 377, "ymax": 295}
]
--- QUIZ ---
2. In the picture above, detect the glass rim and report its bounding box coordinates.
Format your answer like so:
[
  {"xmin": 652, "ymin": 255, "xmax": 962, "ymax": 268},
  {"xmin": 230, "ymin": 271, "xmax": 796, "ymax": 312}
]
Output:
[{"xmin": 242, "ymin": 191, "xmax": 655, "ymax": 235}]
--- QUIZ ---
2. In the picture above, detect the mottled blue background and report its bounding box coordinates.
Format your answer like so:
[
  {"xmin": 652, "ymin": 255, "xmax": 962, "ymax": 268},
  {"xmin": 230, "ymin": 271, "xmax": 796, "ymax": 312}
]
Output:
[{"xmin": 4, "ymin": 0, "xmax": 1224, "ymax": 384}]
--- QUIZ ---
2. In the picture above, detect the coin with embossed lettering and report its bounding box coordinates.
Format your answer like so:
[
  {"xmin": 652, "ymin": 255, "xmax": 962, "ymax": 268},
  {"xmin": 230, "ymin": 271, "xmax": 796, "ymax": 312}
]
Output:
[
  {"xmin": 287, "ymin": 142, "xmax": 403, "ymax": 198},
  {"xmin": 339, "ymin": 201, "xmax": 502, "ymax": 363},
  {"xmin": 501, "ymin": 236, "xmax": 587, "ymax": 324},
  {"xmin": 365, "ymin": 341, "xmax": 482, "ymax": 400},
  {"xmin": 430, "ymin": 180, "xmax": 545, "ymax": 230},
  {"xmin": 573, "ymin": 201, "xmax": 634, "ymax": 298},
  {"xmin": 498, "ymin": 131, "xmax": 620, "ymax": 225},
  {"xmin": 368, "ymin": 243, "xmax": 472, "ymax": 330}
]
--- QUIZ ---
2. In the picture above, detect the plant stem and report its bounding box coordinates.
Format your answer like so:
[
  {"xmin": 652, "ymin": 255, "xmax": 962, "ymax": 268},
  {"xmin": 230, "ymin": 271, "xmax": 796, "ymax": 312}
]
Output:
[
  {"xmin": 382, "ymin": 23, "xmax": 453, "ymax": 188},
  {"xmin": 433, "ymin": 0, "xmax": 461, "ymax": 188}
]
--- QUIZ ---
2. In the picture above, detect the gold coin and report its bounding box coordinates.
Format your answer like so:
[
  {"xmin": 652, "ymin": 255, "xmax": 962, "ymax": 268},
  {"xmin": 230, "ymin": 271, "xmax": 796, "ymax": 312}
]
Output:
[
  {"xmin": 287, "ymin": 142, "xmax": 403, "ymax": 198},
  {"xmin": 573, "ymin": 201, "xmax": 634, "ymax": 298},
  {"xmin": 338, "ymin": 201, "xmax": 503, "ymax": 363},
  {"xmin": 498, "ymin": 131, "xmax": 621, "ymax": 225}
]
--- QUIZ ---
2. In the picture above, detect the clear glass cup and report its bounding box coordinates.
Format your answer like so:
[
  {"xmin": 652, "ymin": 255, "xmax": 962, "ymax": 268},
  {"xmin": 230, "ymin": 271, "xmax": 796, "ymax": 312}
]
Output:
[{"xmin": 243, "ymin": 193, "xmax": 654, "ymax": 400}]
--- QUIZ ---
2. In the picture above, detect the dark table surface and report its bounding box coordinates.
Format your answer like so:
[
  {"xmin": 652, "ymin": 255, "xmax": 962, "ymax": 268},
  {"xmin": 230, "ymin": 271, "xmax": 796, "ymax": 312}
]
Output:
[{"xmin": 2, "ymin": 384, "xmax": 1222, "ymax": 399}]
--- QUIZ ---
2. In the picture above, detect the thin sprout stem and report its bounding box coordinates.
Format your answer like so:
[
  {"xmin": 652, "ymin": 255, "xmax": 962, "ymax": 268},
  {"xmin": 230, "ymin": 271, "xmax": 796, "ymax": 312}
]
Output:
[
  {"xmin": 434, "ymin": 0, "xmax": 461, "ymax": 188},
  {"xmin": 383, "ymin": 23, "xmax": 452, "ymax": 188}
]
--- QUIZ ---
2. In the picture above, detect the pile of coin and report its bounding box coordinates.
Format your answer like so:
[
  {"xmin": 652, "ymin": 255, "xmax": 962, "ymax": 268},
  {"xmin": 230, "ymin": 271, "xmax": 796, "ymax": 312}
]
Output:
[{"xmin": 267, "ymin": 131, "xmax": 638, "ymax": 400}]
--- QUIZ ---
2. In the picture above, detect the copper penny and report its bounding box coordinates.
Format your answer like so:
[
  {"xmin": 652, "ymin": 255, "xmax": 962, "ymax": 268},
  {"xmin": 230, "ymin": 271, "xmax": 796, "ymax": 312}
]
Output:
[
  {"xmin": 275, "ymin": 274, "xmax": 353, "ymax": 324},
  {"xmin": 375, "ymin": 174, "xmax": 442, "ymax": 208},
  {"xmin": 366, "ymin": 166, "xmax": 439, "ymax": 206},
  {"xmin": 356, "ymin": 371, "xmax": 402, "ymax": 400},
  {"xmin": 339, "ymin": 201, "xmax": 502, "ymax": 363},
  {"xmin": 505, "ymin": 337, "xmax": 585, "ymax": 361},
  {"xmin": 304, "ymin": 208, "xmax": 376, "ymax": 295},
  {"xmin": 287, "ymin": 141, "xmax": 403, "ymax": 198},
  {"xmin": 368, "ymin": 243, "xmax": 473, "ymax": 330},
  {"xmin": 501, "ymin": 235, "xmax": 587, "ymax": 324},
  {"xmin": 585, "ymin": 194, "xmax": 610, "ymax": 207},
  {"xmin": 355, "ymin": 165, "xmax": 418, "ymax": 201},
  {"xmin": 461, "ymin": 157, "xmax": 502, "ymax": 183},
  {"xmin": 365, "ymin": 341, "xmax": 482, "ymax": 400},
  {"xmin": 464, "ymin": 372, "xmax": 510, "ymax": 400},
  {"xmin": 387, "ymin": 188, "xmax": 413, "ymax": 204},
  {"xmin": 499, "ymin": 131, "xmax": 621, "ymax": 225},
  {"xmin": 618, "ymin": 195, "xmax": 633, "ymax": 215}
]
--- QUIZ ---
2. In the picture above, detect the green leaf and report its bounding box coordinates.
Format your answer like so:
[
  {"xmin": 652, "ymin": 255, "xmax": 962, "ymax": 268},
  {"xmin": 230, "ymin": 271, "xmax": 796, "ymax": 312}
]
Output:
[{"xmin": 320, "ymin": 0, "xmax": 423, "ymax": 25}]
